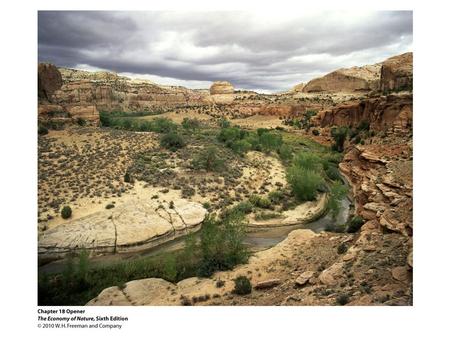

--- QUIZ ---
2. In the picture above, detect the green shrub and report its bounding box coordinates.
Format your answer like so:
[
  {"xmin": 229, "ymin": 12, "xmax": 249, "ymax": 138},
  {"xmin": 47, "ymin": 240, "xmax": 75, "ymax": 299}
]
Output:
[
  {"xmin": 327, "ymin": 182, "xmax": 348, "ymax": 219},
  {"xmin": 151, "ymin": 118, "xmax": 177, "ymax": 133},
  {"xmin": 278, "ymin": 143, "xmax": 293, "ymax": 161},
  {"xmin": 287, "ymin": 166, "xmax": 324, "ymax": 202},
  {"xmin": 192, "ymin": 146, "xmax": 225, "ymax": 172},
  {"xmin": 331, "ymin": 127, "xmax": 348, "ymax": 152},
  {"xmin": 292, "ymin": 152, "xmax": 322, "ymax": 172},
  {"xmin": 259, "ymin": 132, "xmax": 283, "ymax": 152},
  {"xmin": 61, "ymin": 206, "xmax": 72, "ymax": 219},
  {"xmin": 218, "ymin": 117, "xmax": 231, "ymax": 128},
  {"xmin": 255, "ymin": 212, "xmax": 282, "ymax": 220},
  {"xmin": 249, "ymin": 195, "xmax": 271, "ymax": 209},
  {"xmin": 181, "ymin": 117, "xmax": 201, "ymax": 131},
  {"xmin": 124, "ymin": 172, "xmax": 133, "ymax": 183},
  {"xmin": 336, "ymin": 293, "xmax": 350, "ymax": 305},
  {"xmin": 325, "ymin": 165, "xmax": 341, "ymax": 181},
  {"xmin": 347, "ymin": 215, "xmax": 365, "ymax": 233},
  {"xmin": 38, "ymin": 125, "xmax": 48, "ymax": 135},
  {"xmin": 197, "ymin": 211, "xmax": 248, "ymax": 277},
  {"xmin": 160, "ymin": 132, "xmax": 185, "ymax": 151},
  {"xmin": 234, "ymin": 201, "xmax": 253, "ymax": 214},
  {"xmin": 268, "ymin": 190, "xmax": 284, "ymax": 203},
  {"xmin": 76, "ymin": 118, "xmax": 87, "ymax": 126},
  {"xmin": 233, "ymin": 276, "xmax": 252, "ymax": 295},
  {"xmin": 230, "ymin": 139, "xmax": 252, "ymax": 155},
  {"xmin": 337, "ymin": 243, "xmax": 348, "ymax": 254}
]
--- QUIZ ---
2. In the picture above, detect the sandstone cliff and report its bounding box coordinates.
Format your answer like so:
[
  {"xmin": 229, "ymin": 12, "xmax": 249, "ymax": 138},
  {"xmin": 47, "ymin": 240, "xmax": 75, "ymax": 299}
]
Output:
[
  {"xmin": 302, "ymin": 63, "xmax": 381, "ymax": 93},
  {"xmin": 316, "ymin": 93, "xmax": 412, "ymax": 133},
  {"xmin": 380, "ymin": 52, "xmax": 413, "ymax": 93}
]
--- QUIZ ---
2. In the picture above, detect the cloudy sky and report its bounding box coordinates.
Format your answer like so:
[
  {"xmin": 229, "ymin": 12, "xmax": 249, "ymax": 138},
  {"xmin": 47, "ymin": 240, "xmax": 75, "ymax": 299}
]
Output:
[{"xmin": 38, "ymin": 11, "xmax": 412, "ymax": 93}]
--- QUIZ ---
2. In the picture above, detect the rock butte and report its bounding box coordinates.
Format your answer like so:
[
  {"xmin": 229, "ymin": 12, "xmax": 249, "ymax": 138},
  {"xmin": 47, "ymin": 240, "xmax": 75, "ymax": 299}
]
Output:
[{"xmin": 38, "ymin": 199, "xmax": 207, "ymax": 259}]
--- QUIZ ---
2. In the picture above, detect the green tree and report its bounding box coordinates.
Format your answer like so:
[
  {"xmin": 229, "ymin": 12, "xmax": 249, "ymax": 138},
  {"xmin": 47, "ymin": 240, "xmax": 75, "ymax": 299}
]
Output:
[
  {"xmin": 287, "ymin": 166, "xmax": 324, "ymax": 201},
  {"xmin": 331, "ymin": 126, "xmax": 348, "ymax": 152},
  {"xmin": 327, "ymin": 182, "xmax": 348, "ymax": 219}
]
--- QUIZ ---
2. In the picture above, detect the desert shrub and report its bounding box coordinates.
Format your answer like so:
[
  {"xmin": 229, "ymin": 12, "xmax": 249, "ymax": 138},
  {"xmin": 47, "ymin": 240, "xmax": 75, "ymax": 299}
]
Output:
[
  {"xmin": 336, "ymin": 293, "xmax": 350, "ymax": 305},
  {"xmin": 357, "ymin": 120, "xmax": 370, "ymax": 131},
  {"xmin": 259, "ymin": 131, "xmax": 283, "ymax": 152},
  {"xmin": 105, "ymin": 203, "xmax": 115, "ymax": 209},
  {"xmin": 287, "ymin": 166, "xmax": 324, "ymax": 202},
  {"xmin": 76, "ymin": 118, "xmax": 87, "ymax": 126},
  {"xmin": 234, "ymin": 201, "xmax": 253, "ymax": 214},
  {"xmin": 268, "ymin": 190, "xmax": 284, "ymax": 203},
  {"xmin": 325, "ymin": 165, "xmax": 341, "ymax": 181},
  {"xmin": 197, "ymin": 211, "xmax": 248, "ymax": 277},
  {"xmin": 61, "ymin": 206, "xmax": 72, "ymax": 219},
  {"xmin": 192, "ymin": 146, "xmax": 225, "ymax": 172},
  {"xmin": 181, "ymin": 117, "xmax": 201, "ymax": 131},
  {"xmin": 257, "ymin": 128, "xmax": 270, "ymax": 136},
  {"xmin": 202, "ymin": 202, "xmax": 211, "ymax": 211},
  {"xmin": 218, "ymin": 117, "xmax": 231, "ymax": 128},
  {"xmin": 249, "ymin": 195, "xmax": 271, "ymax": 209},
  {"xmin": 163, "ymin": 254, "xmax": 178, "ymax": 282},
  {"xmin": 124, "ymin": 172, "xmax": 133, "ymax": 183},
  {"xmin": 337, "ymin": 243, "xmax": 348, "ymax": 254},
  {"xmin": 38, "ymin": 125, "xmax": 48, "ymax": 135},
  {"xmin": 331, "ymin": 126, "xmax": 348, "ymax": 152},
  {"xmin": 327, "ymin": 182, "xmax": 348, "ymax": 219},
  {"xmin": 218, "ymin": 127, "xmax": 244, "ymax": 143},
  {"xmin": 230, "ymin": 139, "xmax": 252, "ymax": 155},
  {"xmin": 160, "ymin": 132, "xmax": 185, "ymax": 151},
  {"xmin": 152, "ymin": 118, "xmax": 177, "ymax": 133},
  {"xmin": 278, "ymin": 143, "xmax": 293, "ymax": 161},
  {"xmin": 233, "ymin": 276, "xmax": 252, "ymax": 295},
  {"xmin": 255, "ymin": 212, "xmax": 282, "ymax": 220},
  {"xmin": 312, "ymin": 129, "xmax": 320, "ymax": 136},
  {"xmin": 347, "ymin": 215, "xmax": 365, "ymax": 233}
]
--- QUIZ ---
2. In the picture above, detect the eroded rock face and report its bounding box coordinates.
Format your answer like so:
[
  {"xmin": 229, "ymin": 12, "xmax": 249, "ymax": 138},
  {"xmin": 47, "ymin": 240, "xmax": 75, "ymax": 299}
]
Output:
[
  {"xmin": 210, "ymin": 81, "xmax": 234, "ymax": 95},
  {"xmin": 317, "ymin": 93, "xmax": 412, "ymax": 133},
  {"xmin": 38, "ymin": 63, "xmax": 63, "ymax": 101},
  {"xmin": 380, "ymin": 52, "xmax": 413, "ymax": 93},
  {"xmin": 303, "ymin": 64, "xmax": 381, "ymax": 93},
  {"xmin": 38, "ymin": 199, "xmax": 207, "ymax": 259}
]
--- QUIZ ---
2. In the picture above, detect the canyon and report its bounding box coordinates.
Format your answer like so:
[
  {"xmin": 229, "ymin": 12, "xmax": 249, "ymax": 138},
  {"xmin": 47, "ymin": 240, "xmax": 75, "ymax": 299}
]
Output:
[{"xmin": 38, "ymin": 51, "xmax": 413, "ymax": 306}]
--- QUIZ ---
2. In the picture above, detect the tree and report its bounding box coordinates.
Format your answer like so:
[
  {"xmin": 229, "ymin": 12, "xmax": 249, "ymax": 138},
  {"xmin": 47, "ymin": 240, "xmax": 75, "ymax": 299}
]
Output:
[
  {"xmin": 327, "ymin": 182, "xmax": 348, "ymax": 219},
  {"xmin": 292, "ymin": 152, "xmax": 322, "ymax": 172},
  {"xmin": 287, "ymin": 166, "xmax": 324, "ymax": 201},
  {"xmin": 331, "ymin": 127, "xmax": 348, "ymax": 152}
]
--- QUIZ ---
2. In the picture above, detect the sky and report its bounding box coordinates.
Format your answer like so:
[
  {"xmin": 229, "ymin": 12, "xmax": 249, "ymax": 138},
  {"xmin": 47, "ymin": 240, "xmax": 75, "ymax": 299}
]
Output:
[{"xmin": 38, "ymin": 11, "xmax": 412, "ymax": 93}]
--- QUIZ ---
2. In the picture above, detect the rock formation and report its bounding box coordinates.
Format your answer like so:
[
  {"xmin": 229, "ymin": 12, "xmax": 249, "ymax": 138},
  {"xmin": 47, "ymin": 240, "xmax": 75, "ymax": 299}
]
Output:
[
  {"xmin": 380, "ymin": 52, "xmax": 413, "ymax": 93},
  {"xmin": 316, "ymin": 93, "xmax": 412, "ymax": 132},
  {"xmin": 38, "ymin": 63, "xmax": 63, "ymax": 101},
  {"xmin": 38, "ymin": 199, "xmax": 207, "ymax": 260},
  {"xmin": 210, "ymin": 81, "xmax": 234, "ymax": 95},
  {"xmin": 302, "ymin": 63, "xmax": 381, "ymax": 93}
]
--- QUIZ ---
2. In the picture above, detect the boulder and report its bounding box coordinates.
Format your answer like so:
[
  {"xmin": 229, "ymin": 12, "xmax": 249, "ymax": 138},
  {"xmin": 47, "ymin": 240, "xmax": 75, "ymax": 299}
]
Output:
[
  {"xmin": 295, "ymin": 271, "xmax": 315, "ymax": 286},
  {"xmin": 254, "ymin": 279, "xmax": 281, "ymax": 290}
]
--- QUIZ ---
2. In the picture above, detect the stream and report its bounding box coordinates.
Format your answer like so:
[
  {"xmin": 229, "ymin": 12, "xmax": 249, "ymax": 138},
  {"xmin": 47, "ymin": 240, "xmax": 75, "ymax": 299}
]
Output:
[{"xmin": 38, "ymin": 195, "xmax": 352, "ymax": 275}]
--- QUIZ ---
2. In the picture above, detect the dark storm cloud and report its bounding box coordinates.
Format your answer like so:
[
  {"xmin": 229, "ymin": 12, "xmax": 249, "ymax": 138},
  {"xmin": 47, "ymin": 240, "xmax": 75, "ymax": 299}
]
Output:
[{"xmin": 38, "ymin": 11, "xmax": 412, "ymax": 92}]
